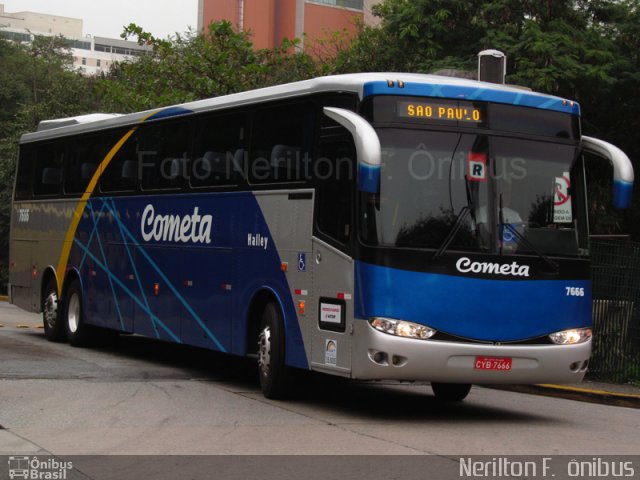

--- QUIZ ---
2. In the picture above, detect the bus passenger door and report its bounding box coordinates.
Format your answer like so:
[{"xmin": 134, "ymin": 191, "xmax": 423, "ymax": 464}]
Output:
[{"xmin": 310, "ymin": 136, "xmax": 356, "ymax": 376}]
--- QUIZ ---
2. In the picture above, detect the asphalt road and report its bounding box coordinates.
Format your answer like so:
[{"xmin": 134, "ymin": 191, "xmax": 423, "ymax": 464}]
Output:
[{"xmin": 1, "ymin": 301, "xmax": 639, "ymax": 464}]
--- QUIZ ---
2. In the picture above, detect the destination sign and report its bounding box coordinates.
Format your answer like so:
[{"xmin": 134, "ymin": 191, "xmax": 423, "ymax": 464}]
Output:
[{"xmin": 397, "ymin": 100, "xmax": 485, "ymax": 125}]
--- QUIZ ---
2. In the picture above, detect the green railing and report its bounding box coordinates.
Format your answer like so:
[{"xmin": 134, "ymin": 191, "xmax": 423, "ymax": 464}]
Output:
[{"xmin": 589, "ymin": 239, "xmax": 640, "ymax": 383}]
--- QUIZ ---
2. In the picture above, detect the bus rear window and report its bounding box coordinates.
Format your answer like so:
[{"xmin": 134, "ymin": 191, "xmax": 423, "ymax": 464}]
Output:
[{"xmin": 14, "ymin": 145, "xmax": 35, "ymax": 200}]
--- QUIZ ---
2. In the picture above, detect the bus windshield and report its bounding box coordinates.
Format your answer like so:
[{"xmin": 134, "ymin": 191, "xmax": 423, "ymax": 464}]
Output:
[{"xmin": 360, "ymin": 128, "xmax": 586, "ymax": 257}]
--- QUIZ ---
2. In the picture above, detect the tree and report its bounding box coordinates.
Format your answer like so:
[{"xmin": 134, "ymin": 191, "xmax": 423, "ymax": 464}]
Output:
[
  {"xmin": 0, "ymin": 36, "xmax": 98, "ymax": 293},
  {"xmin": 100, "ymin": 21, "xmax": 319, "ymax": 113}
]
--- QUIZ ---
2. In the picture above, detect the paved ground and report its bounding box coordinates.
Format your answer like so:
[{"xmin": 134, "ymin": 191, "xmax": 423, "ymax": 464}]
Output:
[{"xmin": 0, "ymin": 301, "xmax": 639, "ymax": 479}]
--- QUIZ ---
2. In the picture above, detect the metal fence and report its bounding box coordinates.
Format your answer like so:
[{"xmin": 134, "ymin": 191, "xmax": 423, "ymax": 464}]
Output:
[{"xmin": 589, "ymin": 239, "xmax": 640, "ymax": 383}]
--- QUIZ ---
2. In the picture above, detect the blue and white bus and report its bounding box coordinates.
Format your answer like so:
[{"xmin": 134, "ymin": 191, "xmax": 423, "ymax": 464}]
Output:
[{"xmin": 9, "ymin": 73, "xmax": 634, "ymax": 400}]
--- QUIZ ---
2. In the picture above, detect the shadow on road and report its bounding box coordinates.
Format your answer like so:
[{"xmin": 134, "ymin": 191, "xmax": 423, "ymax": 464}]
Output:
[{"xmin": 16, "ymin": 327, "xmax": 556, "ymax": 424}]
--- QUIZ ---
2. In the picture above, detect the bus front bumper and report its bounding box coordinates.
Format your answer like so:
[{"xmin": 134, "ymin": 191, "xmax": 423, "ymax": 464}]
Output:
[{"xmin": 351, "ymin": 320, "xmax": 591, "ymax": 384}]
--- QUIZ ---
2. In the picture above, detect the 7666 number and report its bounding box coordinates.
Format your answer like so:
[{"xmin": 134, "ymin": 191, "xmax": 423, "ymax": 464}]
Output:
[{"xmin": 565, "ymin": 287, "xmax": 585, "ymax": 297}]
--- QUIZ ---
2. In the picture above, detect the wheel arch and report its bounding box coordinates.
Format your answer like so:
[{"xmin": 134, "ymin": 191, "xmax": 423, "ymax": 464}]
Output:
[
  {"xmin": 40, "ymin": 266, "xmax": 59, "ymax": 311},
  {"xmin": 61, "ymin": 268, "xmax": 83, "ymax": 303},
  {"xmin": 245, "ymin": 286, "xmax": 286, "ymax": 356}
]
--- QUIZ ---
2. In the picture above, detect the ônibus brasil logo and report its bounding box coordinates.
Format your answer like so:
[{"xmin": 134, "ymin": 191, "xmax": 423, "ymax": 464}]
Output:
[
  {"xmin": 456, "ymin": 257, "xmax": 530, "ymax": 277},
  {"xmin": 8, "ymin": 456, "xmax": 73, "ymax": 479}
]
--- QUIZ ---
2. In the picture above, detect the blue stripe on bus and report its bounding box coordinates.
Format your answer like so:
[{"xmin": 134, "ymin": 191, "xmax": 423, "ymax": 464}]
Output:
[
  {"xmin": 362, "ymin": 81, "xmax": 581, "ymax": 116},
  {"xmin": 101, "ymin": 199, "xmax": 227, "ymax": 352},
  {"xmin": 79, "ymin": 201, "xmax": 108, "ymax": 271},
  {"xmin": 88, "ymin": 202, "xmax": 126, "ymax": 331},
  {"xmin": 355, "ymin": 261, "xmax": 591, "ymax": 342},
  {"xmin": 73, "ymin": 238, "xmax": 182, "ymax": 343},
  {"xmin": 66, "ymin": 192, "xmax": 309, "ymax": 369},
  {"xmin": 107, "ymin": 198, "xmax": 160, "ymax": 339}
]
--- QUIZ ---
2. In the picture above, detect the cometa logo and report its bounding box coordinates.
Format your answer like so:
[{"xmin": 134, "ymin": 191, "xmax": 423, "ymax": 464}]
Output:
[
  {"xmin": 455, "ymin": 257, "xmax": 530, "ymax": 277},
  {"xmin": 141, "ymin": 204, "xmax": 212, "ymax": 244}
]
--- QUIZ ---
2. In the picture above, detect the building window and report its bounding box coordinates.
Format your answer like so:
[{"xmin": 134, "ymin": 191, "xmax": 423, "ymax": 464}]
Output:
[
  {"xmin": 97, "ymin": 59, "xmax": 101, "ymax": 68},
  {"xmin": 81, "ymin": 57, "xmax": 86, "ymax": 65},
  {"xmin": 306, "ymin": 0, "xmax": 363, "ymax": 10}
]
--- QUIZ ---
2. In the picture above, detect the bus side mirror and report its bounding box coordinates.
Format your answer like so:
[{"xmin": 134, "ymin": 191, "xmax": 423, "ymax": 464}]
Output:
[
  {"xmin": 581, "ymin": 136, "xmax": 634, "ymax": 209},
  {"xmin": 323, "ymin": 107, "xmax": 381, "ymax": 194}
]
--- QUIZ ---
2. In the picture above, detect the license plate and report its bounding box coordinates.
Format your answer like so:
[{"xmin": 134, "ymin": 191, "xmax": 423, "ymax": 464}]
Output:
[{"xmin": 475, "ymin": 356, "xmax": 512, "ymax": 371}]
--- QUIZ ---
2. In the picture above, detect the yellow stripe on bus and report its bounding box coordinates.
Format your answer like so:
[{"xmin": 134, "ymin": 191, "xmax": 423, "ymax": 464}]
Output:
[{"xmin": 55, "ymin": 126, "xmax": 138, "ymax": 293}]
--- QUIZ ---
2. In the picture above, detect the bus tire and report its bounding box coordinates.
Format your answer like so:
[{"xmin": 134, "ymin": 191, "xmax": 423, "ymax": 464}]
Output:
[
  {"xmin": 257, "ymin": 302, "xmax": 294, "ymax": 399},
  {"xmin": 42, "ymin": 278, "xmax": 65, "ymax": 342},
  {"xmin": 431, "ymin": 382, "xmax": 472, "ymax": 402},
  {"xmin": 63, "ymin": 280, "xmax": 92, "ymax": 347}
]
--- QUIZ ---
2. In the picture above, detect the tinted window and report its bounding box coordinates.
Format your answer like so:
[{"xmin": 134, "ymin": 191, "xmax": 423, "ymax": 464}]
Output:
[
  {"xmin": 316, "ymin": 137, "xmax": 355, "ymax": 245},
  {"xmin": 249, "ymin": 102, "xmax": 315, "ymax": 184},
  {"xmin": 139, "ymin": 120, "xmax": 191, "ymax": 191},
  {"xmin": 14, "ymin": 145, "xmax": 35, "ymax": 200},
  {"xmin": 100, "ymin": 129, "xmax": 138, "ymax": 193},
  {"xmin": 490, "ymin": 104, "xmax": 579, "ymax": 140},
  {"xmin": 191, "ymin": 113, "xmax": 246, "ymax": 188},
  {"xmin": 64, "ymin": 135, "xmax": 104, "ymax": 195},
  {"xmin": 33, "ymin": 142, "xmax": 64, "ymax": 197}
]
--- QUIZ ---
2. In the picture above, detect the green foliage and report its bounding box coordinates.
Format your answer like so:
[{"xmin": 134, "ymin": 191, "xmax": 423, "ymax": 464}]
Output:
[
  {"xmin": 0, "ymin": 36, "xmax": 99, "ymax": 293},
  {"xmin": 101, "ymin": 21, "xmax": 319, "ymax": 113}
]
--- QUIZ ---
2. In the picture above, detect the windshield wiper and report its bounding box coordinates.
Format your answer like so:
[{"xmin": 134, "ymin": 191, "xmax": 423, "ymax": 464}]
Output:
[
  {"xmin": 433, "ymin": 206, "xmax": 470, "ymax": 260},
  {"xmin": 498, "ymin": 194, "xmax": 559, "ymax": 273},
  {"xmin": 434, "ymin": 163, "xmax": 476, "ymax": 260}
]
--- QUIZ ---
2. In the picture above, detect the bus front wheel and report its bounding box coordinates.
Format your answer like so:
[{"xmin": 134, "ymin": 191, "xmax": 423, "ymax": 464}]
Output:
[
  {"xmin": 257, "ymin": 302, "xmax": 294, "ymax": 399},
  {"xmin": 42, "ymin": 278, "xmax": 65, "ymax": 342},
  {"xmin": 63, "ymin": 280, "xmax": 92, "ymax": 347},
  {"xmin": 431, "ymin": 382, "xmax": 472, "ymax": 402}
]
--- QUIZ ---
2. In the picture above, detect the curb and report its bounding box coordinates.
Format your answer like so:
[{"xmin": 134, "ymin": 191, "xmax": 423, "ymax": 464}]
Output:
[{"xmin": 489, "ymin": 384, "xmax": 640, "ymax": 409}]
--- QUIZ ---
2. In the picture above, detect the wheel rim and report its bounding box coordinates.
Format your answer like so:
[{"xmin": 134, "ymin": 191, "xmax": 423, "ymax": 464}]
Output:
[
  {"xmin": 257, "ymin": 325, "xmax": 271, "ymax": 376},
  {"xmin": 67, "ymin": 293, "xmax": 80, "ymax": 333},
  {"xmin": 43, "ymin": 291, "xmax": 58, "ymax": 330}
]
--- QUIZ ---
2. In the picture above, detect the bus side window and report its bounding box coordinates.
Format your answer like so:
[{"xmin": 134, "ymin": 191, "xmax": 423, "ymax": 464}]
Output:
[
  {"xmin": 315, "ymin": 137, "xmax": 355, "ymax": 247},
  {"xmin": 33, "ymin": 142, "xmax": 64, "ymax": 197},
  {"xmin": 140, "ymin": 120, "xmax": 191, "ymax": 191},
  {"xmin": 100, "ymin": 129, "xmax": 138, "ymax": 193},
  {"xmin": 249, "ymin": 102, "xmax": 315, "ymax": 184},
  {"xmin": 64, "ymin": 135, "xmax": 102, "ymax": 195},
  {"xmin": 14, "ymin": 145, "xmax": 35, "ymax": 200},
  {"xmin": 191, "ymin": 113, "xmax": 246, "ymax": 188}
]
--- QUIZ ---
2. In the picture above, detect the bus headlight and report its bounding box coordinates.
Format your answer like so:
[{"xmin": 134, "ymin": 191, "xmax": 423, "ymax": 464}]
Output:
[
  {"xmin": 548, "ymin": 328, "xmax": 592, "ymax": 345},
  {"xmin": 369, "ymin": 317, "xmax": 436, "ymax": 340}
]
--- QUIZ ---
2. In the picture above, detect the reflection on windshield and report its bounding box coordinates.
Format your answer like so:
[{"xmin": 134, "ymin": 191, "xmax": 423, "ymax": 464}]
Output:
[{"xmin": 360, "ymin": 129, "xmax": 586, "ymax": 257}]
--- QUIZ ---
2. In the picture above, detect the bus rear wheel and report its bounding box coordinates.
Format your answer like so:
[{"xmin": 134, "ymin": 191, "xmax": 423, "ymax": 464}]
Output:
[
  {"xmin": 431, "ymin": 382, "xmax": 472, "ymax": 402},
  {"xmin": 42, "ymin": 278, "xmax": 65, "ymax": 342},
  {"xmin": 63, "ymin": 280, "xmax": 93, "ymax": 347},
  {"xmin": 257, "ymin": 302, "xmax": 294, "ymax": 399}
]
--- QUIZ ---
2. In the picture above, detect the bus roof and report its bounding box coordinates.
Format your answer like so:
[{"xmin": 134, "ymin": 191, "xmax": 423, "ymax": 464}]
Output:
[{"xmin": 20, "ymin": 72, "xmax": 580, "ymax": 144}]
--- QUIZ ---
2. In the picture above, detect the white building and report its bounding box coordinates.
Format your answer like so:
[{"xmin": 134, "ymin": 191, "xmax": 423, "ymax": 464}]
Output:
[{"xmin": 0, "ymin": 3, "xmax": 149, "ymax": 75}]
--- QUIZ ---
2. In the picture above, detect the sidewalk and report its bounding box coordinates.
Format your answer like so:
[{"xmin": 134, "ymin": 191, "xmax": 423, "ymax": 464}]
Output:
[{"xmin": 491, "ymin": 380, "xmax": 640, "ymax": 409}]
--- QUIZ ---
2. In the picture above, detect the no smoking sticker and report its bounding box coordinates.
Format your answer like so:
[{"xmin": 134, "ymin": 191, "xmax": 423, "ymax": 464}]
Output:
[{"xmin": 553, "ymin": 173, "xmax": 572, "ymax": 223}]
